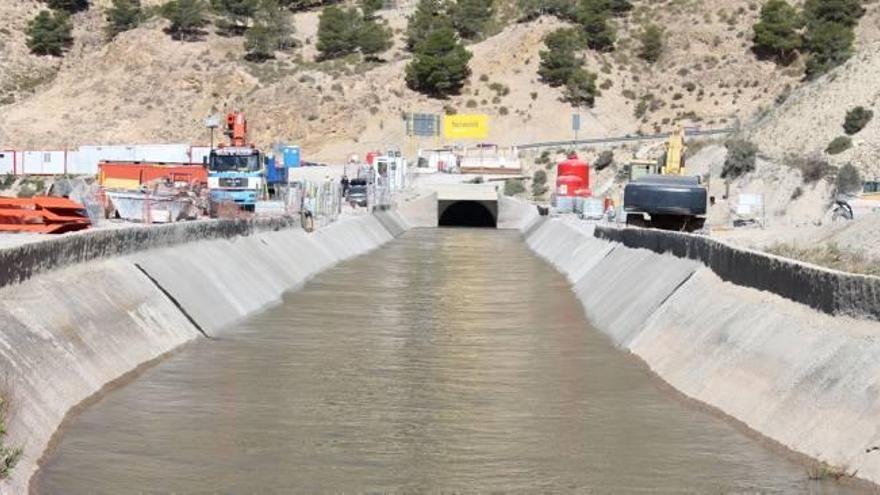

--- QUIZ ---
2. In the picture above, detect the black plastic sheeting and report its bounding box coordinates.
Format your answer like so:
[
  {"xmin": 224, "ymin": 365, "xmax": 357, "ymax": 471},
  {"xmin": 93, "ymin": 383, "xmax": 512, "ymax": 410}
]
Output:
[
  {"xmin": 0, "ymin": 217, "xmax": 298, "ymax": 289},
  {"xmin": 594, "ymin": 225, "xmax": 880, "ymax": 320}
]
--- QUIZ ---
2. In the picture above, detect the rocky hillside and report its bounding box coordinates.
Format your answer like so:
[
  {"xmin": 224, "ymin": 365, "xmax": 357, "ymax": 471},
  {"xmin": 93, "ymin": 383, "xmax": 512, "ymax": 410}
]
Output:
[
  {"xmin": 748, "ymin": 44, "xmax": 880, "ymax": 179},
  {"xmin": 1, "ymin": 0, "xmax": 879, "ymax": 161}
]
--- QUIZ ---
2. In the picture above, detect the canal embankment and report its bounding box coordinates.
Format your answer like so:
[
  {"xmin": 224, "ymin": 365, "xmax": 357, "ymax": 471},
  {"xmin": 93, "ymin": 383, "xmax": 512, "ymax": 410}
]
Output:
[
  {"xmin": 0, "ymin": 209, "xmax": 412, "ymax": 495},
  {"xmin": 524, "ymin": 215, "xmax": 880, "ymax": 486}
]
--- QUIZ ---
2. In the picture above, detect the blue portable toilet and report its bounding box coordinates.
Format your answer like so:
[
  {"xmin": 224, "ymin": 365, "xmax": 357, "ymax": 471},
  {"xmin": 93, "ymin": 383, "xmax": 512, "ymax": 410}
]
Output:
[
  {"xmin": 264, "ymin": 154, "xmax": 286, "ymax": 187},
  {"xmin": 281, "ymin": 145, "xmax": 301, "ymax": 168}
]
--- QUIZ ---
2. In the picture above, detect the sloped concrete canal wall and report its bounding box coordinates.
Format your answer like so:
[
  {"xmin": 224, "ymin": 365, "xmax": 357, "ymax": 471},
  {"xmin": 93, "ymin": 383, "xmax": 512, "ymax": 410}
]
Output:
[
  {"xmin": 525, "ymin": 217, "xmax": 880, "ymax": 486},
  {"xmin": 0, "ymin": 210, "xmax": 411, "ymax": 494}
]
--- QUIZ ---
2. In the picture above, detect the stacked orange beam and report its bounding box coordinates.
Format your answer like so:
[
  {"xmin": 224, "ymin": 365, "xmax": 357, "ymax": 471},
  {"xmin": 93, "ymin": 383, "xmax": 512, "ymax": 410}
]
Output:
[{"xmin": 0, "ymin": 197, "xmax": 91, "ymax": 234}]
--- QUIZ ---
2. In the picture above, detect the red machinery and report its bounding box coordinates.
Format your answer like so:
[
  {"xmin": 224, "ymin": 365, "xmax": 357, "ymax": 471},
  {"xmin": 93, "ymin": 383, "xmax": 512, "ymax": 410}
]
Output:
[
  {"xmin": 556, "ymin": 153, "xmax": 592, "ymax": 197},
  {"xmin": 0, "ymin": 197, "xmax": 90, "ymax": 234},
  {"xmin": 224, "ymin": 112, "xmax": 249, "ymax": 147}
]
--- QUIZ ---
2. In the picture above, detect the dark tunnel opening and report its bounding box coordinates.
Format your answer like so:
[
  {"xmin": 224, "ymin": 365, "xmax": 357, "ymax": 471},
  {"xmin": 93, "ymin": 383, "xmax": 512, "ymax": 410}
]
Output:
[{"xmin": 439, "ymin": 201, "xmax": 497, "ymax": 228}]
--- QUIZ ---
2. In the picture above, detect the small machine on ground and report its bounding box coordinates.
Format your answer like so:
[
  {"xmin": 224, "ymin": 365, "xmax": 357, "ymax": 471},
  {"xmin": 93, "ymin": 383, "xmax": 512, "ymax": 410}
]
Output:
[
  {"xmin": 623, "ymin": 126, "xmax": 707, "ymax": 232},
  {"xmin": 207, "ymin": 112, "xmax": 263, "ymax": 211}
]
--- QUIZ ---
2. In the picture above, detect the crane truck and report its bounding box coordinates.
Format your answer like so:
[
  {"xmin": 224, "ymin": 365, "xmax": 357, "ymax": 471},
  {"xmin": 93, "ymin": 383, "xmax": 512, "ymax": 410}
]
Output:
[
  {"xmin": 207, "ymin": 112, "xmax": 263, "ymax": 211},
  {"xmin": 623, "ymin": 126, "xmax": 707, "ymax": 232}
]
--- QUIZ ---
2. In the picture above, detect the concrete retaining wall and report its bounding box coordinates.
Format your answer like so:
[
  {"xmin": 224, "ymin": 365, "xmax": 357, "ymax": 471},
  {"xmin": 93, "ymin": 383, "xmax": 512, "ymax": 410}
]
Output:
[
  {"xmin": 0, "ymin": 210, "xmax": 410, "ymax": 494},
  {"xmin": 528, "ymin": 219, "xmax": 880, "ymax": 485},
  {"xmin": 596, "ymin": 225, "xmax": 880, "ymax": 320}
]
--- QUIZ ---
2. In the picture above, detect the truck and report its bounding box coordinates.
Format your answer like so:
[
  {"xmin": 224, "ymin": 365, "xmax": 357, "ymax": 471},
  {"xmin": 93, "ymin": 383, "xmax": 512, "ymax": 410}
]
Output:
[
  {"xmin": 207, "ymin": 112, "xmax": 263, "ymax": 211},
  {"xmin": 623, "ymin": 126, "xmax": 708, "ymax": 232}
]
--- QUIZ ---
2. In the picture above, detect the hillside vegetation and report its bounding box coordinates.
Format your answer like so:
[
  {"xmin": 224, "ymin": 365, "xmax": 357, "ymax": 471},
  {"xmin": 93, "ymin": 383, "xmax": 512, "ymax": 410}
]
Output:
[{"xmin": 0, "ymin": 0, "xmax": 878, "ymax": 161}]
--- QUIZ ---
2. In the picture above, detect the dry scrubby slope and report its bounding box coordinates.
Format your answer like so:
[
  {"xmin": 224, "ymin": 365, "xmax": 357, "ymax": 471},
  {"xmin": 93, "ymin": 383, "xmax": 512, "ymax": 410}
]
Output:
[
  {"xmin": 748, "ymin": 43, "xmax": 880, "ymax": 179},
  {"xmin": 1, "ymin": 0, "xmax": 878, "ymax": 160}
]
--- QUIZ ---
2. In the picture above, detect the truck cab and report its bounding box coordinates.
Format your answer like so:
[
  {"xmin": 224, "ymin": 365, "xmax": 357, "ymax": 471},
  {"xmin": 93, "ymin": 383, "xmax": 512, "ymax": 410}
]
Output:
[{"xmin": 207, "ymin": 147, "xmax": 263, "ymax": 209}]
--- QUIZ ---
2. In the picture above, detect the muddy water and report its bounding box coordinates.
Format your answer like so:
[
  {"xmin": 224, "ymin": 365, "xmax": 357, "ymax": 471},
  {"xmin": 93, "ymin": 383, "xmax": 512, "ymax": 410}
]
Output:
[{"xmin": 35, "ymin": 229, "xmax": 863, "ymax": 494}]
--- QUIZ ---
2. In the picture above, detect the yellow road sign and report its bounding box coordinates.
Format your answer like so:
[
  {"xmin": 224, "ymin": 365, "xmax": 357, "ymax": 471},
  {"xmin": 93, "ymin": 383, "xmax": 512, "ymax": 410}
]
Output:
[{"xmin": 443, "ymin": 114, "xmax": 489, "ymax": 140}]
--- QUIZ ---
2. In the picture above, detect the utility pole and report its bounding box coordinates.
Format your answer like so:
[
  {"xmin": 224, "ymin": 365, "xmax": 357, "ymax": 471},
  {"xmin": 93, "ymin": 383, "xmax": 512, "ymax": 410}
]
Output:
[{"xmin": 205, "ymin": 115, "xmax": 220, "ymax": 151}]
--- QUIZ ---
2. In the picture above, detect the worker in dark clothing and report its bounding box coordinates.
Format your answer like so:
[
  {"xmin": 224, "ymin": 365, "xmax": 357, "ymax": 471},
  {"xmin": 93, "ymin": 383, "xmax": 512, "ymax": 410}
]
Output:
[{"xmin": 341, "ymin": 175, "xmax": 351, "ymax": 198}]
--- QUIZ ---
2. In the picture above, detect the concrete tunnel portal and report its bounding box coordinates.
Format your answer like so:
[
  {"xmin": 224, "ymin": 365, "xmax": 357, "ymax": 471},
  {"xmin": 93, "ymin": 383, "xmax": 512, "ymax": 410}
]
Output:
[
  {"xmin": 438, "ymin": 200, "xmax": 497, "ymax": 227},
  {"xmin": 432, "ymin": 184, "xmax": 500, "ymax": 228}
]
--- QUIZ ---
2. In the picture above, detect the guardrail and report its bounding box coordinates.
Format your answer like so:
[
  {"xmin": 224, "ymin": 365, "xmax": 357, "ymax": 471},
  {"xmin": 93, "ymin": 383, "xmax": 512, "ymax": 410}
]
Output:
[{"xmin": 517, "ymin": 128, "xmax": 736, "ymax": 150}]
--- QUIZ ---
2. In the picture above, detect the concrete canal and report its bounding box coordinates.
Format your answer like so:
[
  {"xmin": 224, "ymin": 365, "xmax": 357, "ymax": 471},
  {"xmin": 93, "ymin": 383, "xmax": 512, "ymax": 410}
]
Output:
[{"xmin": 34, "ymin": 229, "xmax": 862, "ymax": 493}]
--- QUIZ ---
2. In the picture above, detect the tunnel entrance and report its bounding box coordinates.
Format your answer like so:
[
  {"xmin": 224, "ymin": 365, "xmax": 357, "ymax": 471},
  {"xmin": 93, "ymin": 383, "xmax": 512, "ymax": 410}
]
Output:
[{"xmin": 438, "ymin": 200, "xmax": 497, "ymax": 228}]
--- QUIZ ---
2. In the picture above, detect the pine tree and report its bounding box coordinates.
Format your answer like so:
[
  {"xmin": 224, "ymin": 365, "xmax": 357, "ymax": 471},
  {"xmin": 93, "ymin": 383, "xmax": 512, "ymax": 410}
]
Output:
[
  {"xmin": 637, "ymin": 24, "xmax": 663, "ymax": 63},
  {"xmin": 538, "ymin": 28, "xmax": 583, "ymax": 87},
  {"xmin": 212, "ymin": 0, "xmax": 260, "ymax": 34},
  {"xmin": 605, "ymin": 0, "xmax": 632, "ymax": 16},
  {"xmin": 516, "ymin": 0, "xmax": 577, "ymax": 21},
  {"xmin": 27, "ymin": 10, "xmax": 73, "ymax": 56},
  {"xmin": 360, "ymin": 0, "xmax": 384, "ymax": 19},
  {"xmin": 804, "ymin": 20, "xmax": 854, "ymax": 78},
  {"xmin": 316, "ymin": 5, "xmax": 362, "ymax": 59},
  {"xmin": 451, "ymin": 0, "xmax": 493, "ymax": 40},
  {"xmin": 357, "ymin": 18, "xmax": 393, "ymax": 59},
  {"xmin": 405, "ymin": 0, "xmax": 452, "ymax": 52},
  {"xmin": 577, "ymin": 0, "xmax": 615, "ymax": 51},
  {"xmin": 405, "ymin": 26, "xmax": 472, "ymax": 96},
  {"xmin": 162, "ymin": 0, "xmax": 209, "ymax": 40},
  {"xmin": 244, "ymin": 0, "xmax": 294, "ymax": 60},
  {"xmin": 45, "ymin": 0, "xmax": 90, "ymax": 14},
  {"xmin": 563, "ymin": 67, "xmax": 598, "ymax": 108},
  {"xmin": 803, "ymin": 0, "xmax": 865, "ymax": 28},
  {"xmin": 106, "ymin": 0, "xmax": 143, "ymax": 39},
  {"xmin": 752, "ymin": 0, "xmax": 802, "ymax": 64}
]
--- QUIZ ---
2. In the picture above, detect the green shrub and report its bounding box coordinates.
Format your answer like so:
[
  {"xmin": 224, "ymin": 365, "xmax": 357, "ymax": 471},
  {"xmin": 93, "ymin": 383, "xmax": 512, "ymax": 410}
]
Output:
[
  {"xmin": 0, "ymin": 397, "xmax": 21, "ymax": 480},
  {"xmin": 835, "ymin": 163, "xmax": 862, "ymax": 194},
  {"xmin": 790, "ymin": 154, "xmax": 832, "ymax": 182},
  {"xmin": 504, "ymin": 178, "xmax": 526, "ymax": 196},
  {"xmin": 563, "ymin": 68, "xmax": 599, "ymax": 108},
  {"xmin": 804, "ymin": 20, "xmax": 854, "ymax": 78},
  {"xmin": 45, "ymin": 0, "xmax": 89, "ymax": 13},
  {"xmin": 531, "ymin": 170, "xmax": 548, "ymax": 198},
  {"xmin": 27, "ymin": 10, "xmax": 73, "ymax": 56},
  {"xmin": 637, "ymin": 24, "xmax": 663, "ymax": 63},
  {"xmin": 577, "ymin": 0, "xmax": 615, "ymax": 51},
  {"xmin": 721, "ymin": 139, "xmax": 758, "ymax": 179},
  {"xmin": 826, "ymin": 135, "xmax": 852, "ymax": 155},
  {"xmin": 843, "ymin": 106, "xmax": 873, "ymax": 135},
  {"xmin": 594, "ymin": 149, "xmax": 614, "ymax": 170}
]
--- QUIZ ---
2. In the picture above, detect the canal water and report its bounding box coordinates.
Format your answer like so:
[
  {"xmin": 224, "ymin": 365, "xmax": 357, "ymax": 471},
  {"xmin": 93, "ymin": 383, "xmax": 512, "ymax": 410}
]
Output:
[{"xmin": 35, "ymin": 229, "xmax": 863, "ymax": 493}]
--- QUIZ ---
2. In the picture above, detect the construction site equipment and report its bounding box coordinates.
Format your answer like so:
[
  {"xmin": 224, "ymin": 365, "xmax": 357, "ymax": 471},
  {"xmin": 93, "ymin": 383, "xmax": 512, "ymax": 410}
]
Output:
[
  {"xmin": 623, "ymin": 126, "xmax": 707, "ymax": 232},
  {"xmin": 459, "ymin": 144, "xmax": 522, "ymax": 175},
  {"xmin": 207, "ymin": 112, "xmax": 263, "ymax": 211},
  {"xmin": 0, "ymin": 196, "xmax": 90, "ymax": 233},
  {"xmin": 99, "ymin": 162, "xmax": 207, "ymax": 190}
]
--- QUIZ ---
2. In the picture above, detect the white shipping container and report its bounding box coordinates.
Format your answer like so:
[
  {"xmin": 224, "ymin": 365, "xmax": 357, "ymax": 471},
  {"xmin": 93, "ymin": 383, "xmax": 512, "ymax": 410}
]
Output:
[
  {"xmin": 71, "ymin": 144, "xmax": 192, "ymax": 176},
  {"xmin": 189, "ymin": 146, "xmax": 212, "ymax": 165},
  {"xmin": 0, "ymin": 150, "xmax": 14, "ymax": 175},
  {"xmin": 20, "ymin": 151, "xmax": 67, "ymax": 175}
]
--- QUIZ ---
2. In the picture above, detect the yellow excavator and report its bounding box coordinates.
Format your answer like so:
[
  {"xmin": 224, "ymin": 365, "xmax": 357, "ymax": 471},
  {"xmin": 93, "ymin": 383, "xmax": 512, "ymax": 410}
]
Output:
[{"xmin": 623, "ymin": 126, "xmax": 708, "ymax": 232}]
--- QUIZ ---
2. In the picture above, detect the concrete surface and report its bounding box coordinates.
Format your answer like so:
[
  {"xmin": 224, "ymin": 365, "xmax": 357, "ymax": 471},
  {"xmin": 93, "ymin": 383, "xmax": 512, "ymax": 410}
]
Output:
[
  {"xmin": 0, "ymin": 209, "xmax": 411, "ymax": 494},
  {"xmin": 527, "ymin": 218, "xmax": 880, "ymax": 486}
]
